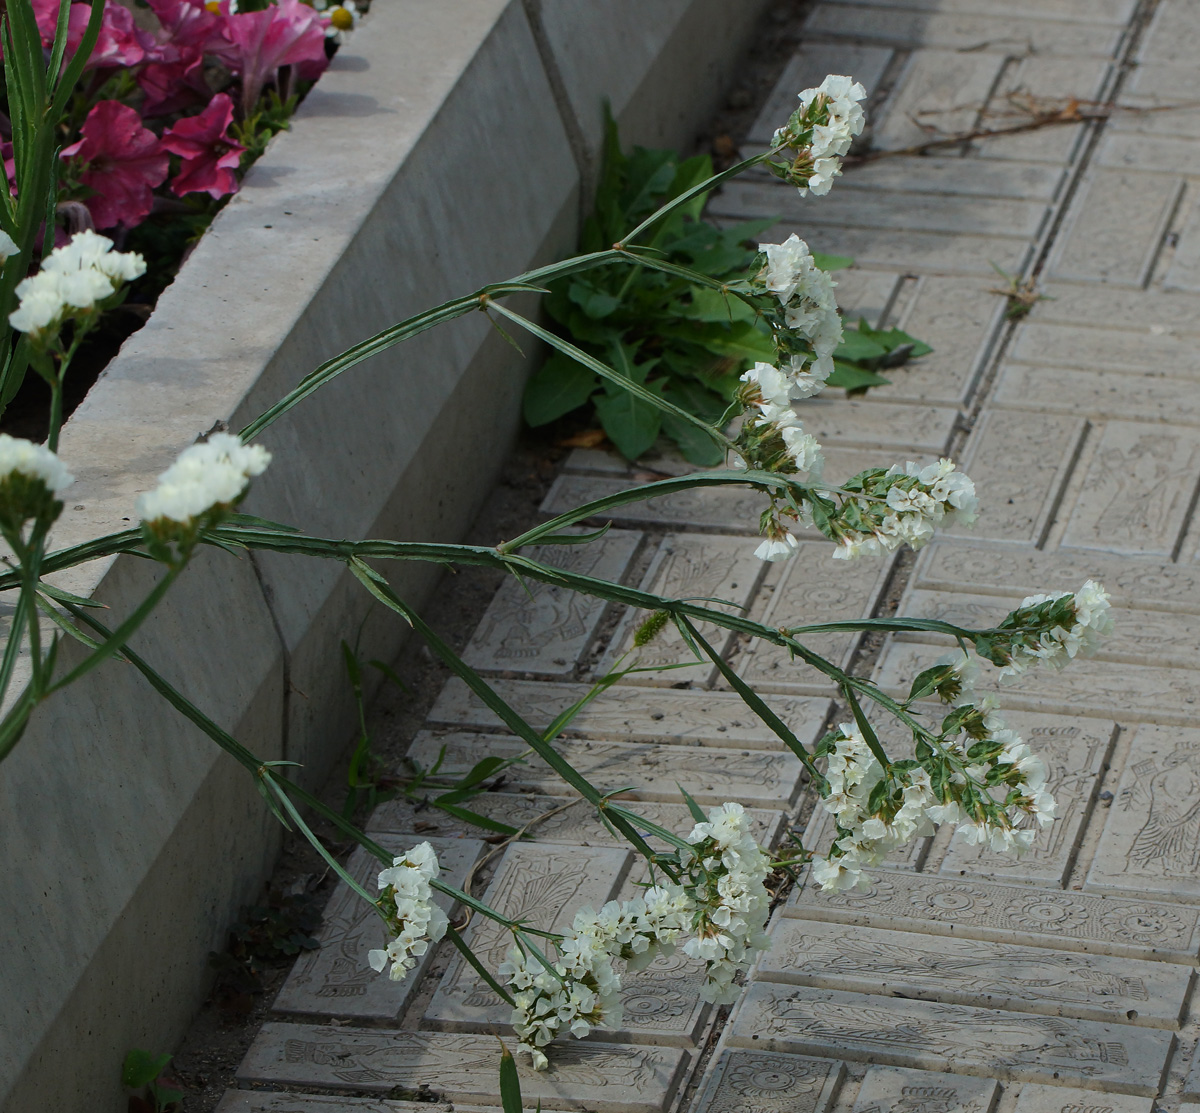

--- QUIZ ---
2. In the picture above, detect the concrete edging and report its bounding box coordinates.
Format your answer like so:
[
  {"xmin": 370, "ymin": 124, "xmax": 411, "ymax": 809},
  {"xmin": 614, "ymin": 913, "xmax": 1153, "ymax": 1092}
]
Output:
[{"xmin": 0, "ymin": 1, "xmax": 770, "ymax": 1109}]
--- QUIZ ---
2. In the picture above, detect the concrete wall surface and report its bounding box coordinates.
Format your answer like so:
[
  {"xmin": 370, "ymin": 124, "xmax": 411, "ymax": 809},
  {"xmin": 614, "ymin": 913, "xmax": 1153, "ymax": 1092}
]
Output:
[{"xmin": 0, "ymin": 0, "xmax": 768, "ymax": 1109}]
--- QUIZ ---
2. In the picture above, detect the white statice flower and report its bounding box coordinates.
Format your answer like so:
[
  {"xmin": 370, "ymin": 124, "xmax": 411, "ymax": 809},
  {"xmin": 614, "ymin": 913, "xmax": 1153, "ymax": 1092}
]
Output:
[
  {"xmin": 0, "ymin": 229, "xmax": 17, "ymax": 259},
  {"xmin": 367, "ymin": 841, "xmax": 448, "ymax": 981},
  {"xmin": 0, "ymin": 434, "xmax": 73, "ymax": 494},
  {"xmin": 754, "ymin": 532, "xmax": 799, "ymax": 562},
  {"xmin": 998, "ymin": 580, "xmax": 1113, "ymax": 682},
  {"xmin": 9, "ymin": 230, "xmax": 145, "ymax": 339},
  {"xmin": 771, "ymin": 75, "xmax": 867, "ymax": 196},
  {"xmin": 136, "ymin": 433, "xmax": 270, "ymax": 525}
]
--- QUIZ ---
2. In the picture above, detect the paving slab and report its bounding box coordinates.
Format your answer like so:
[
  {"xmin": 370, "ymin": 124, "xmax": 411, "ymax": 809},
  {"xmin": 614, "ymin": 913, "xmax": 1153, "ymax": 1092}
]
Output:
[
  {"xmin": 839, "ymin": 156, "xmax": 1066, "ymax": 201},
  {"xmin": 1086, "ymin": 726, "xmax": 1200, "ymax": 901},
  {"xmin": 405, "ymin": 731, "xmax": 805, "ymax": 807},
  {"xmin": 993, "ymin": 363, "xmax": 1200, "ymax": 426},
  {"xmin": 1186, "ymin": 1040, "xmax": 1200, "ymax": 1100},
  {"xmin": 237, "ymin": 1025, "xmax": 688, "ymax": 1112},
  {"xmin": 802, "ymin": 6, "xmax": 1120, "ymax": 54},
  {"xmin": 784, "ymin": 868, "xmax": 1200, "ymax": 962},
  {"xmin": 873, "ymin": 640, "xmax": 1200, "ymax": 726},
  {"xmin": 735, "ymin": 544, "xmax": 895, "ymax": 682},
  {"xmin": 693, "ymin": 1050, "xmax": 843, "ymax": 1113},
  {"xmin": 1047, "ymin": 170, "xmax": 1182, "ymax": 286},
  {"xmin": 216, "ymin": 1096, "xmax": 454, "ymax": 1113},
  {"xmin": 799, "ymin": 398, "xmax": 959, "ymax": 455},
  {"xmin": 852, "ymin": 1066, "xmax": 999, "ymax": 1113},
  {"xmin": 820, "ymin": 0, "xmax": 1133, "ymax": 21},
  {"xmin": 1165, "ymin": 194, "xmax": 1200, "ymax": 292},
  {"xmin": 462, "ymin": 530, "xmax": 641, "ymax": 676},
  {"xmin": 1061, "ymin": 421, "xmax": 1200, "ymax": 558},
  {"xmin": 756, "ymin": 919, "xmax": 1190, "ymax": 1028},
  {"xmin": 872, "ymin": 49, "xmax": 1006, "ymax": 153},
  {"xmin": 368, "ymin": 793, "xmax": 787, "ymax": 850},
  {"xmin": 600, "ymin": 533, "xmax": 765, "ymax": 686},
  {"xmin": 1010, "ymin": 1085, "xmax": 1152, "ymax": 1113},
  {"xmin": 911, "ymin": 542, "xmax": 1200, "ymax": 612},
  {"xmin": 728, "ymin": 984, "xmax": 1174, "ymax": 1094},
  {"xmin": 425, "ymin": 676, "xmax": 831, "ymax": 749},
  {"xmin": 1008, "ymin": 321, "xmax": 1200, "ymax": 374},
  {"xmin": 829, "ymin": 270, "xmax": 903, "ymax": 328},
  {"xmin": 1137, "ymin": 0, "xmax": 1200, "ymax": 65},
  {"xmin": 273, "ymin": 835, "xmax": 484, "ymax": 1021},
  {"xmin": 943, "ymin": 409, "xmax": 1086, "ymax": 545},
  {"xmin": 424, "ymin": 842, "xmax": 630, "ymax": 1031}
]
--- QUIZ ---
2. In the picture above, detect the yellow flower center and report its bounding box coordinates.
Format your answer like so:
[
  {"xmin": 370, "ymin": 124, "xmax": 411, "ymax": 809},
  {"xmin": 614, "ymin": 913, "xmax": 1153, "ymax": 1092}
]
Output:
[
  {"xmin": 205, "ymin": 0, "xmax": 220, "ymax": 11},
  {"xmin": 330, "ymin": 6, "xmax": 354, "ymax": 30}
]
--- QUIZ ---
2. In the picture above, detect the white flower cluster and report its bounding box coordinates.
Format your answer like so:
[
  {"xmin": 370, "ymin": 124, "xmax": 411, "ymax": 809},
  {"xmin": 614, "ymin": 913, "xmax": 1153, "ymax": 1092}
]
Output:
[
  {"xmin": 680, "ymin": 802, "xmax": 772, "ymax": 1004},
  {"xmin": 367, "ymin": 841, "xmax": 449, "ymax": 981},
  {"xmin": 501, "ymin": 802, "xmax": 771, "ymax": 1069},
  {"xmin": 135, "ymin": 433, "xmax": 270, "ymax": 525},
  {"xmin": 809, "ymin": 672, "xmax": 1058, "ymax": 893},
  {"xmin": 9, "ymin": 231, "xmax": 146, "ymax": 338},
  {"xmin": 771, "ymin": 75, "xmax": 867, "ymax": 196},
  {"xmin": 998, "ymin": 580, "xmax": 1113, "ymax": 682},
  {"xmin": 0, "ymin": 434, "xmax": 74, "ymax": 494},
  {"xmin": 757, "ymin": 234, "xmax": 843, "ymax": 394},
  {"xmin": 833, "ymin": 458, "xmax": 979, "ymax": 560}
]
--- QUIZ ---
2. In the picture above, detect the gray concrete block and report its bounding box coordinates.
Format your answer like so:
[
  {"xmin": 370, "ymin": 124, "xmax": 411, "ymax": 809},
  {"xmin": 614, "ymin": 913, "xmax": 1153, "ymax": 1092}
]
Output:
[
  {"xmin": 729, "ymin": 984, "xmax": 1174, "ymax": 1094},
  {"xmin": 758, "ymin": 919, "xmax": 1188, "ymax": 1028},
  {"xmin": 694, "ymin": 1050, "xmax": 843, "ymax": 1113},
  {"xmin": 853, "ymin": 1066, "xmax": 998, "ymax": 1113},
  {"xmin": 785, "ymin": 866, "xmax": 1200, "ymax": 961},
  {"xmin": 238, "ymin": 1024, "xmax": 689, "ymax": 1112},
  {"xmin": 1012, "ymin": 1085, "xmax": 1152, "ymax": 1113}
]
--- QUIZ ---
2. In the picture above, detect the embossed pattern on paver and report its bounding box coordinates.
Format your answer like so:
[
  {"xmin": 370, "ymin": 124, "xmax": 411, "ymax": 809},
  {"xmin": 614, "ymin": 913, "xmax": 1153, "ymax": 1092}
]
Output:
[
  {"xmin": 852, "ymin": 1066, "xmax": 999, "ymax": 1113},
  {"xmin": 729, "ymin": 984, "xmax": 1175, "ymax": 1094},
  {"xmin": 248, "ymin": 2, "xmax": 1200, "ymax": 1108}
]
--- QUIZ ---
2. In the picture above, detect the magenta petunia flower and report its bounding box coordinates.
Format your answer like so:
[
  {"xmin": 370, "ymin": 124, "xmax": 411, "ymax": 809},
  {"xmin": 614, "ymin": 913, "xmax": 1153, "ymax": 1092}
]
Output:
[
  {"xmin": 223, "ymin": 0, "xmax": 327, "ymax": 112},
  {"xmin": 161, "ymin": 93, "xmax": 246, "ymax": 199},
  {"xmin": 33, "ymin": 0, "xmax": 150, "ymax": 69},
  {"xmin": 61, "ymin": 101, "xmax": 169, "ymax": 230}
]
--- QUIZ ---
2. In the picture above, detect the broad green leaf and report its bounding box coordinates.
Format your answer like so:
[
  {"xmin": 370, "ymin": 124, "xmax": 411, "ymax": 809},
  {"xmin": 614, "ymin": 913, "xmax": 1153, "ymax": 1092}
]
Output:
[
  {"xmin": 500, "ymin": 1045, "xmax": 524, "ymax": 1113},
  {"xmin": 595, "ymin": 386, "xmax": 663, "ymax": 461},
  {"xmin": 522, "ymin": 352, "xmax": 597, "ymax": 426},
  {"xmin": 833, "ymin": 328, "xmax": 887, "ymax": 363},
  {"xmin": 122, "ymin": 1049, "xmax": 171, "ymax": 1090},
  {"xmin": 812, "ymin": 252, "xmax": 854, "ymax": 271},
  {"xmin": 826, "ymin": 361, "xmax": 891, "ymax": 392},
  {"xmin": 676, "ymin": 287, "xmax": 758, "ymax": 323},
  {"xmin": 663, "ymin": 413, "xmax": 725, "ymax": 466},
  {"xmin": 567, "ymin": 281, "xmax": 621, "ymax": 320}
]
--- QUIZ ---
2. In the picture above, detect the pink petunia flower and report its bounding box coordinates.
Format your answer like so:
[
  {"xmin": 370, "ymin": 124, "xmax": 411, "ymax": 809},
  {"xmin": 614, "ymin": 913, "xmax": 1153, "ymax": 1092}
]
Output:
[
  {"xmin": 61, "ymin": 101, "xmax": 169, "ymax": 230},
  {"xmin": 137, "ymin": 0, "xmax": 237, "ymax": 115},
  {"xmin": 222, "ymin": 0, "xmax": 327, "ymax": 112},
  {"xmin": 33, "ymin": 0, "xmax": 149, "ymax": 69},
  {"xmin": 161, "ymin": 93, "xmax": 245, "ymax": 199}
]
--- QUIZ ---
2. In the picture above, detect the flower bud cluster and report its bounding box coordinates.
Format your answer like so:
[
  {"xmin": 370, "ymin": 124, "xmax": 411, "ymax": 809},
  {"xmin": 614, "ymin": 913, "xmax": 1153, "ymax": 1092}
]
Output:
[
  {"xmin": 367, "ymin": 841, "xmax": 449, "ymax": 981},
  {"xmin": 136, "ymin": 433, "xmax": 270, "ymax": 531},
  {"xmin": 809, "ymin": 664, "xmax": 1058, "ymax": 893},
  {"xmin": 827, "ymin": 458, "xmax": 978, "ymax": 560},
  {"xmin": 768, "ymin": 75, "xmax": 867, "ymax": 196},
  {"xmin": 0, "ymin": 434, "xmax": 74, "ymax": 532},
  {"xmin": 9, "ymin": 231, "xmax": 146, "ymax": 342},
  {"xmin": 984, "ymin": 580, "xmax": 1113, "ymax": 682},
  {"xmin": 502, "ymin": 802, "xmax": 771, "ymax": 1069}
]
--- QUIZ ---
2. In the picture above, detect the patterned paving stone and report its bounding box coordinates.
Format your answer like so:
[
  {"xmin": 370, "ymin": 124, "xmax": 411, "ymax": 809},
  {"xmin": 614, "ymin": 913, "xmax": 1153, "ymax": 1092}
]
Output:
[
  {"xmin": 993, "ymin": 363, "xmax": 1200, "ymax": 426},
  {"xmin": 1010, "ymin": 1084, "xmax": 1152, "ymax": 1113},
  {"xmin": 852, "ymin": 1066, "xmax": 998, "ymax": 1113},
  {"xmin": 799, "ymin": 398, "xmax": 959, "ymax": 454},
  {"xmin": 599, "ymin": 532, "xmax": 766, "ymax": 686},
  {"xmin": 272, "ymin": 835, "xmax": 483, "ymax": 1021},
  {"xmin": 829, "ymin": 269, "xmax": 902, "ymax": 327},
  {"xmin": 943, "ymin": 409, "xmax": 1086, "ymax": 545},
  {"xmin": 1048, "ymin": 170, "xmax": 1183, "ymax": 286},
  {"xmin": 1086, "ymin": 726, "xmax": 1200, "ymax": 902},
  {"xmin": 838, "ymin": 157, "xmax": 1066, "ymax": 201},
  {"xmin": 424, "ymin": 843, "xmax": 629, "ymax": 1031},
  {"xmin": 693, "ymin": 1050, "xmax": 843, "ymax": 1113},
  {"xmin": 784, "ymin": 868, "xmax": 1200, "ymax": 961},
  {"xmin": 426, "ymin": 676, "xmax": 830, "ymax": 748},
  {"xmin": 756, "ymin": 919, "xmax": 1190, "ymax": 1028},
  {"xmin": 1061, "ymin": 421, "xmax": 1200, "ymax": 557},
  {"xmin": 1007, "ymin": 321, "xmax": 1200, "ymax": 373},
  {"xmin": 823, "ymin": 0, "xmax": 1133, "ymax": 20},
  {"xmin": 462, "ymin": 530, "xmax": 641, "ymax": 676},
  {"xmin": 728, "ymin": 984, "xmax": 1174, "ymax": 1094},
  {"xmin": 911, "ymin": 542, "xmax": 1200, "ymax": 612},
  {"xmin": 368, "ymin": 793, "xmax": 787, "ymax": 850},
  {"xmin": 237, "ymin": 1025, "xmax": 688, "ymax": 1112},
  {"xmin": 215, "ymin": 1095, "xmax": 455, "ymax": 1113},
  {"xmin": 1186, "ymin": 1041, "xmax": 1200, "ymax": 1100},
  {"xmin": 404, "ymin": 731, "xmax": 805, "ymax": 807},
  {"xmin": 802, "ymin": 6, "xmax": 1120, "ymax": 54}
]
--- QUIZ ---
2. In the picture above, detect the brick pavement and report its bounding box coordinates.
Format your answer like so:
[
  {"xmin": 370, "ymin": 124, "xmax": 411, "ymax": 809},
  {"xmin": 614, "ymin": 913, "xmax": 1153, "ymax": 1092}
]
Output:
[{"xmin": 217, "ymin": 0, "xmax": 1200, "ymax": 1108}]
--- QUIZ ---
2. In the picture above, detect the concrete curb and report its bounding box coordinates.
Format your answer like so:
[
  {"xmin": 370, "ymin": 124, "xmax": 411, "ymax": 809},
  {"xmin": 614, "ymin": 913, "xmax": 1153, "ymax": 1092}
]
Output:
[{"xmin": 0, "ymin": 1, "xmax": 769, "ymax": 1109}]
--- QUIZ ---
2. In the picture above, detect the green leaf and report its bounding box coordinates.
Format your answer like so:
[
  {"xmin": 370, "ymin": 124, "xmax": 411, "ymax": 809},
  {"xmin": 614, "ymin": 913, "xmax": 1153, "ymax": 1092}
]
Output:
[
  {"xmin": 522, "ymin": 352, "xmax": 597, "ymax": 426},
  {"xmin": 594, "ymin": 384, "xmax": 663, "ymax": 461},
  {"xmin": 500, "ymin": 1044, "xmax": 524, "ymax": 1113},
  {"xmin": 677, "ymin": 783, "xmax": 707, "ymax": 823},
  {"xmin": 568, "ymin": 281, "xmax": 622, "ymax": 320},
  {"xmin": 122, "ymin": 1049, "xmax": 171, "ymax": 1090},
  {"xmin": 833, "ymin": 328, "xmax": 887, "ymax": 363},
  {"xmin": 663, "ymin": 412, "xmax": 725, "ymax": 466},
  {"xmin": 675, "ymin": 287, "xmax": 758, "ymax": 323},
  {"xmin": 826, "ymin": 361, "xmax": 891, "ymax": 393},
  {"xmin": 812, "ymin": 252, "xmax": 854, "ymax": 271}
]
